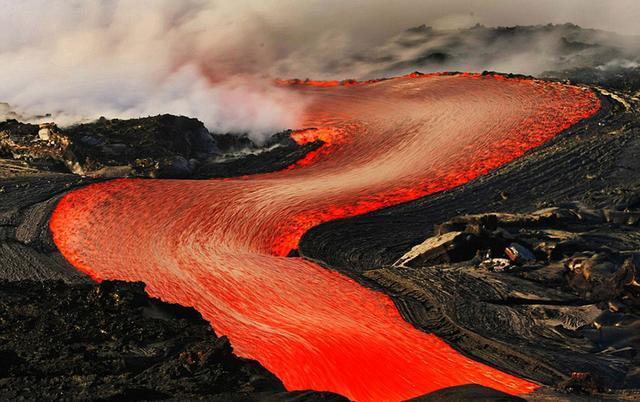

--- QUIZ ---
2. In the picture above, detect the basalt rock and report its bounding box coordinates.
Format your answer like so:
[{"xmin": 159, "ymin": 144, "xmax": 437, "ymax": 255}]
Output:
[
  {"xmin": 0, "ymin": 280, "xmax": 347, "ymax": 401},
  {"xmin": 0, "ymin": 120, "xmax": 69, "ymax": 172},
  {"xmin": 565, "ymin": 253, "xmax": 637, "ymax": 301},
  {"xmin": 194, "ymin": 131, "xmax": 323, "ymax": 179},
  {"xmin": 557, "ymin": 372, "xmax": 603, "ymax": 395},
  {"xmin": 63, "ymin": 115, "xmax": 219, "ymax": 177},
  {"xmin": 0, "ymin": 115, "xmax": 318, "ymax": 179},
  {"xmin": 544, "ymin": 66, "xmax": 640, "ymax": 93},
  {"xmin": 410, "ymin": 384, "xmax": 526, "ymax": 401}
]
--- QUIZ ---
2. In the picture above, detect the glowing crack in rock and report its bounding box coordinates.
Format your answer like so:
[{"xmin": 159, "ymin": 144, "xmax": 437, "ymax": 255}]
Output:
[{"xmin": 50, "ymin": 73, "xmax": 600, "ymax": 401}]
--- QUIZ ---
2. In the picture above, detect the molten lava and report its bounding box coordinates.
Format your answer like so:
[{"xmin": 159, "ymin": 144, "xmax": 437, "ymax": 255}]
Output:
[{"xmin": 50, "ymin": 74, "xmax": 600, "ymax": 401}]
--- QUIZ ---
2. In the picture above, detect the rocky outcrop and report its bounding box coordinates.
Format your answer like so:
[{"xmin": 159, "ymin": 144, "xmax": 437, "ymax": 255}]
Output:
[
  {"xmin": 409, "ymin": 384, "xmax": 525, "ymax": 401},
  {"xmin": 0, "ymin": 280, "xmax": 347, "ymax": 401},
  {"xmin": 63, "ymin": 115, "xmax": 219, "ymax": 177},
  {"xmin": 0, "ymin": 115, "xmax": 322, "ymax": 179},
  {"xmin": 0, "ymin": 120, "xmax": 69, "ymax": 172}
]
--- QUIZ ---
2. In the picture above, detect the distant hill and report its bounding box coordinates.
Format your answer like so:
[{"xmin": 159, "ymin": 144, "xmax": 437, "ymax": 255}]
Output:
[{"xmin": 333, "ymin": 23, "xmax": 640, "ymax": 79}]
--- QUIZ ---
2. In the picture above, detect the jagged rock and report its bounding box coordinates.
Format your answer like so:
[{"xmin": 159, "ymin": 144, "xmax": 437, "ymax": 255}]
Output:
[
  {"xmin": 410, "ymin": 384, "xmax": 526, "ymax": 401},
  {"xmin": 505, "ymin": 243, "xmax": 535, "ymax": 264},
  {"xmin": 479, "ymin": 257, "xmax": 513, "ymax": 272},
  {"xmin": 557, "ymin": 372, "xmax": 603, "ymax": 395},
  {"xmin": 63, "ymin": 115, "xmax": 220, "ymax": 178},
  {"xmin": 354, "ymin": 200, "xmax": 640, "ymax": 392},
  {"xmin": 603, "ymin": 208, "xmax": 640, "ymax": 225},
  {"xmin": 1, "ymin": 115, "xmax": 221, "ymax": 178},
  {"xmin": 1, "ymin": 116, "xmax": 322, "ymax": 179},
  {"xmin": 394, "ymin": 231, "xmax": 465, "ymax": 267},
  {"xmin": 156, "ymin": 155, "xmax": 193, "ymax": 178},
  {"xmin": 0, "ymin": 120, "xmax": 68, "ymax": 172},
  {"xmin": 565, "ymin": 254, "xmax": 637, "ymax": 301},
  {"xmin": 37, "ymin": 123, "xmax": 57, "ymax": 141},
  {"xmin": 0, "ymin": 280, "xmax": 347, "ymax": 401}
]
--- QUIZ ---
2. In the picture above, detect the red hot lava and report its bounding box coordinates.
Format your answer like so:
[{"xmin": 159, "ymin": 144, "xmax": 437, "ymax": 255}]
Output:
[{"xmin": 50, "ymin": 73, "xmax": 600, "ymax": 401}]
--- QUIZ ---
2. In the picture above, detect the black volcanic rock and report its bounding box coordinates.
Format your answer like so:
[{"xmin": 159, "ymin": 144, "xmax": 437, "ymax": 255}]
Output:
[
  {"xmin": 409, "ymin": 384, "xmax": 525, "ymax": 401},
  {"xmin": 64, "ymin": 114, "xmax": 219, "ymax": 177},
  {"xmin": 192, "ymin": 130, "xmax": 324, "ymax": 178},
  {"xmin": 68, "ymin": 114, "xmax": 218, "ymax": 160},
  {"xmin": 0, "ymin": 120, "xmax": 68, "ymax": 172},
  {"xmin": 1, "ymin": 115, "xmax": 218, "ymax": 178},
  {"xmin": 0, "ymin": 280, "xmax": 347, "ymax": 401},
  {"xmin": 194, "ymin": 141, "xmax": 322, "ymax": 179},
  {"xmin": 0, "ymin": 115, "xmax": 322, "ymax": 179},
  {"xmin": 544, "ymin": 66, "xmax": 640, "ymax": 92}
]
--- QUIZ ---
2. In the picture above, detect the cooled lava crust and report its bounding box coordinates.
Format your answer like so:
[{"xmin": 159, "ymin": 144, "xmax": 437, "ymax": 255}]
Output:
[{"xmin": 50, "ymin": 73, "xmax": 600, "ymax": 401}]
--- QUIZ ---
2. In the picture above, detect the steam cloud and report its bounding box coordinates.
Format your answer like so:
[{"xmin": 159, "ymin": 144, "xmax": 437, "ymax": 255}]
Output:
[
  {"xmin": 1, "ymin": 0, "xmax": 638, "ymax": 139},
  {"xmin": 0, "ymin": 0, "xmax": 313, "ymax": 142}
]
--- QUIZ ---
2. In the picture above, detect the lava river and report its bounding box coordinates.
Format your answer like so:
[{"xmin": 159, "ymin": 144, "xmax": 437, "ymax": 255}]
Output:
[{"xmin": 50, "ymin": 73, "xmax": 600, "ymax": 401}]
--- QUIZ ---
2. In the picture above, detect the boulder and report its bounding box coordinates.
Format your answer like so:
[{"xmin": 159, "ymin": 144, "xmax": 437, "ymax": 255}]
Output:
[
  {"xmin": 394, "ymin": 231, "xmax": 466, "ymax": 267},
  {"xmin": 37, "ymin": 123, "xmax": 59, "ymax": 141},
  {"xmin": 566, "ymin": 254, "xmax": 637, "ymax": 301},
  {"xmin": 505, "ymin": 243, "xmax": 536, "ymax": 264}
]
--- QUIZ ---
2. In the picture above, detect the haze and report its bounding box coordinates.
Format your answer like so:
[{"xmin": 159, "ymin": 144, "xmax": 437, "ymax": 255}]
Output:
[{"xmin": 0, "ymin": 0, "xmax": 637, "ymax": 138}]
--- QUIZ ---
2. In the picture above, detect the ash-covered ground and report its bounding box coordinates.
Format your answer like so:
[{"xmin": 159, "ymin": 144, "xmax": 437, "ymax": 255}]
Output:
[{"xmin": 2, "ymin": 27, "xmax": 640, "ymax": 401}]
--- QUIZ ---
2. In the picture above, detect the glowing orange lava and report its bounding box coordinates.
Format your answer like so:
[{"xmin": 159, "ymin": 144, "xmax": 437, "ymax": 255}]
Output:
[{"xmin": 50, "ymin": 73, "xmax": 600, "ymax": 401}]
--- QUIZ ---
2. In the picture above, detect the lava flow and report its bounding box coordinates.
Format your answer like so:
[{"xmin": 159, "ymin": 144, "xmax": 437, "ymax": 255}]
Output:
[{"xmin": 50, "ymin": 74, "xmax": 600, "ymax": 401}]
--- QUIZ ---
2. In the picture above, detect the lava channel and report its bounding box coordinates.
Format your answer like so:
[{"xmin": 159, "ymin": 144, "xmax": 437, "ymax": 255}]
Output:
[{"xmin": 50, "ymin": 73, "xmax": 600, "ymax": 401}]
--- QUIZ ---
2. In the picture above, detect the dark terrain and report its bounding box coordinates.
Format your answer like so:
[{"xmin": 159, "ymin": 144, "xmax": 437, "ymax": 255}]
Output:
[
  {"xmin": 0, "ymin": 115, "xmax": 321, "ymax": 179},
  {"xmin": 2, "ymin": 25, "xmax": 640, "ymax": 400},
  {"xmin": 0, "ymin": 279, "xmax": 345, "ymax": 401}
]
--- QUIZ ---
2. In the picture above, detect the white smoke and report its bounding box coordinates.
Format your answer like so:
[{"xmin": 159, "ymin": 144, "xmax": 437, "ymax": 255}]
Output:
[
  {"xmin": 0, "ymin": 0, "xmax": 309, "ymax": 142},
  {"xmin": 0, "ymin": 0, "xmax": 639, "ymax": 140},
  {"xmin": 597, "ymin": 59, "xmax": 640, "ymax": 71}
]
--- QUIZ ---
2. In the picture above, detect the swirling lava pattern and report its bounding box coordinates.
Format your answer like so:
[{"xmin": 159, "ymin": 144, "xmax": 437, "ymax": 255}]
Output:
[{"xmin": 51, "ymin": 74, "xmax": 600, "ymax": 401}]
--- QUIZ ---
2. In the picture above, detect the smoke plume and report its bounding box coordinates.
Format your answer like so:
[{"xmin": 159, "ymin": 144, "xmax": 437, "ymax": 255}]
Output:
[{"xmin": 1, "ymin": 0, "xmax": 638, "ymax": 139}]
